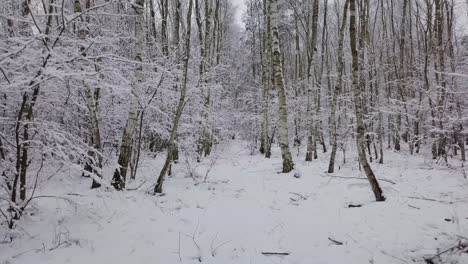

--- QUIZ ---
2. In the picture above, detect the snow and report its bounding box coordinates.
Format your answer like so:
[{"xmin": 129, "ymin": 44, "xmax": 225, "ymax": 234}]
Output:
[{"xmin": 1, "ymin": 141, "xmax": 468, "ymax": 264}]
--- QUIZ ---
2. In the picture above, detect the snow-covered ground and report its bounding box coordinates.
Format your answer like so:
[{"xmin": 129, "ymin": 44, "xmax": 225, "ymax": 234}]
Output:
[{"xmin": 1, "ymin": 141, "xmax": 468, "ymax": 264}]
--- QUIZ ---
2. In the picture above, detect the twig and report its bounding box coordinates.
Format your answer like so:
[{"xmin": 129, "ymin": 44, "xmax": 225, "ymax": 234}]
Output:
[
  {"xmin": 322, "ymin": 174, "xmax": 396, "ymax": 184},
  {"xmin": 424, "ymin": 240, "xmax": 468, "ymax": 263},
  {"xmin": 210, "ymin": 232, "xmax": 231, "ymax": 257},
  {"xmin": 48, "ymin": 240, "xmax": 70, "ymax": 251},
  {"xmin": 0, "ymin": 66, "xmax": 10, "ymax": 84},
  {"xmin": 462, "ymin": 162, "xmax": 466, "ymax": 179},
  {"xmin": 11, "ymin": 247, "xmax": 44, "ymax": 259},
  {"xmin": 289, "ymin": 192, "xmax": 309, "ymax": 203},
  {"xmin": 261, "ymin": 252, "xmax": 290, "ymax": 256},
  {"xmin": 182, "ymin": 223, "xmax": 202, "ymax": 262},
  {"xmin": 127, "ymin": 180, "xmax": 147, "ymax": 191},
  {"xmin": 66, "ymin": 193, "xmax": 84, "ymax": 197},
  {"xmin": 212, "ymin": 240, "xmax": 231, "ymax": 257},
  {"xmin": 47, "ymin": 164, "xmax": 65, "ymax": 180},
  {"xmin": 289, "ymin": 192, "xmax": 307, "ymax": 200},
  {"xmin": 408, "ymin": 204, "xmax": 420, "ymax": 210},
  {"xmin": 328, "ymin": 237, "xmax": 344, "ymax": 245},
  {"xmin": 406, "ymin": 196, "xmax": 454, "ymax": 204},
  {"xmin": 178, "ymin": 231, "xmax": 182, "ymax": 261},
  {"xmin": 210, "ymin": 233, "xmax": 219, "ymax": 257},
  {"xmin": 203, "ymin": 153, "xmax": 221, "ymax": 183},
  {"xmin": 16, "ymin": 157, "xmax": 44, "ymax": 222}
]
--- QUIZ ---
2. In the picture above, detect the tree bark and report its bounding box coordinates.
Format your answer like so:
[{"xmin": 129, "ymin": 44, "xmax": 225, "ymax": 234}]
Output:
[
  {"xmin": 261, "ymin": 0, "xmax": 272, "ymax": 158},
  {"xmin": 155, "ymin": 0, "xmax": 193, "ymax": 194},
  {"xmin": 328, "ymin": 0, "xmax": 349, "ymax": 173},
  {"xmin": 305, "ymin": 0, "xmax": 320, "ymax": 161},
  {"xmin": 160, "ymin": 0, "xmax": 169, "ymax": 56},
  {"xmin": 349, "ymin": 0, "xmax": 384, "ymax": 201},
  {"xmin": 270, "ymin": 0, "xmax": 294, "ymax": 173},
  {"xmin": 111, "ymin": 0, "xmax": 145, "ymax": 190}
]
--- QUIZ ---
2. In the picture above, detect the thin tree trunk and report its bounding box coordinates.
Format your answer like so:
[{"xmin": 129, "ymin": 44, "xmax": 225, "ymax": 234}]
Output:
[
  {"xmin": 155, "ymin": 0, "xmax": 193, "ymax": 193},
  {"xmin": 270, "ymin": 0, "xmax": 294, "ymax": 173},
  {"xmin": 201, "ymin": 0, "xmax": 213, "ymax": 157},
  {"xmin": 76, "ymin": 0, "xmax": 103, "ymax": 188},
  {"xmin": 261, "ymin": 0, "xmax": 272, "ymax": 158},
  {"xmin": 84, "ymin": 87, "xmax": 103, "ymax": 188},
  {"xmin": 305, "ymin": 0, "xmax": 320, "ymax": 161},
  {"xmin": 111, "ymin": 0, "xmax": 145, "ymax": 190},
  {"xmin": 173, "ymin": 0, "xmax": 180, "ymax": 52},
  {"xmin": 328, "ymin": 0, "xmax": 349, "ymax": 173},
  {"xmin": 313, "ymin": 0, "xmax": 328, "ymax": 159},
  {"xmin": 349, "ymin": 0, "xmax": 384, "ymax": 201},
  {"xmin": 160, "ymin": 0, "xmax": 169, "ymax": 56},
  {"xmin": 149, "ymin": 0, "xmax": 157, "ymax": 39}
]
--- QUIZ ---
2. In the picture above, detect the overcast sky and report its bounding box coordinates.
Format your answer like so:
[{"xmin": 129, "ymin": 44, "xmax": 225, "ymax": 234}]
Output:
[{"xmin": 231, "ymin": 0, "xmax": 246, "ymax": 27}]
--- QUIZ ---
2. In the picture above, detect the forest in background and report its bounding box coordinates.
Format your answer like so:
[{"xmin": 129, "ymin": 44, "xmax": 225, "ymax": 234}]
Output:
[{"xmin": 1, "ymin": 0, "xmax": 467, "ymax": 232}]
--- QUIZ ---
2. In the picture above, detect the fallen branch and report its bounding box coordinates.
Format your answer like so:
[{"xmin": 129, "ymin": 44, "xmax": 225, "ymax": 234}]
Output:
[
  {"xmin": 322, "ymin": 174, "xmax": 396, "ymax": 185},
  {"xmin": 406, "ymin": 196, "xmax": 454, "ymax": 204},
  {"xmin": 261, "ymin": 252, "xmax": 290, "ymax": 256},
  {"xmin": 182, "ymin": 223, "xmax": 202, "ymax": 262},
  {"xmin": 210, "ymin": 233, "xmax": 231, "ymax": 257},
  {"xmin": 289, "ymin": 192, "xmax": 308, "ymax": 203},
  {"xmin": 424, "ymin": 240, "xmax": 468, "ymax": 264},
  {"xmin": 11, "ymin": 245, "xmax": 45, "ymax": 259},
  {"xmin": 407, "ymin": 204, "xmax": 420, "ymax": 210},
  {"xmin": 66, "ymin": 193, "xmax": 84, "ymax": 197},
  {"xmin": 127, "ymin": 180, "xmax": 147, "ymax": 191},
  {"xmin": 328, "ymin": 237, "xmax": 344, "ymax": 245}
]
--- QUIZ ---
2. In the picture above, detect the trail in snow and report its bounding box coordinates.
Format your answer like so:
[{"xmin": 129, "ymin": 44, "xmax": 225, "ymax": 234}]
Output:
[{"xmin": 1, "ymin": 141, "xmax": 468, "ymax": 264}]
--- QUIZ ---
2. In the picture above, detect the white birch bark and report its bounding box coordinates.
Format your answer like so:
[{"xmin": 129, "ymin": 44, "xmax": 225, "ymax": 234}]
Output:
[
  {"xmin": 155, "ymin": 0, "xmax": 194, "ymax": 193},
  {"xmin": 270, "ymin": 0, "xmax": 294, "ymax": 173},
  {"xmin": 111, "ymin": 0, "xmax": 144, "ymax": 190},
  {"xmin": 349, "ymin": 0, "xmax": 384, "ymax": 201}
]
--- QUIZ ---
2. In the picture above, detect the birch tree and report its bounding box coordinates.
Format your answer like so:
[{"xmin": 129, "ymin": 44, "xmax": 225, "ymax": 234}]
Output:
[
  {"xmin": 75, "ymin": 0, "xmax": 103, "ymax": 189},
  {"xmin": 349, "ymin": 0, "xmax": 385, "ymax": 201},
  {"xmin": 328, "ymin": 0, "xmax": 349, "ymax": 173},
  {"xmin": 155, "ymin": 0, "xmax": 194, "ymax": 193},
  {"xmin": 111, "ymin": 0, "xmax": 145, "ymax": 190},
  {"xmin": 270, "ymin": 0, "xmax": 294, "ymax": 173}
]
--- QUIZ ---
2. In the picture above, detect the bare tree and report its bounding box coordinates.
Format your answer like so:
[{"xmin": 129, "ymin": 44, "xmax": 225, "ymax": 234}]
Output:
[
  {"xmin": 349, "ymin": 0, "xmax": 385, "ymax": 201},
  {"xmin": 328, "ymin": 0, "xmax": 349, "ymax": 173},
  {"xmin": 270, "ymin": 0, "xmax": 294, "ymax": 173},
  {"xmin": 111, "ymin": 0, "xmax": 145, "ymax": 190},
  {"xmin": 305, "ymin": 0, "xmax": 320, "ymax": 161},
  {"xmin": 155, "ymin": 0, "xmax": 194, "ymax": 193}
]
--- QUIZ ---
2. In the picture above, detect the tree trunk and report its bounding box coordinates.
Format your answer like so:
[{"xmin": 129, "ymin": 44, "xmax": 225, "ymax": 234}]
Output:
[
  {"xmin": 349, "ymin": 0, "xmax": 384, "ymax": 201},
  {"xmin": 261, "ymin": 0, "xmax": 272, "ymax": 158},
  {"xmin": 270, "ymin": 0, "xmax": 294, "ymax": 173},
  {"xmin": 76, "ymin": 0, "xmax": 103, "ymax": 189},
  {"xmin": 173, "ymin": 0, "xmax": 180, "ymax": 53},
  {"xmin": 111, "ymin": 0, "xmax": 145, "ymax": 190},
  {"xmin": 160, "ymin": 0, "xmax": 169, "ymax": 56},
  {"xmin": 328, "ymin": 0, "xmax": 349, "ymax": 173},
  {"xmin": 155, "ymin": 0, "xmax": 193, "ymax": 194},
  {"xmin": 305, "ymin": 0, "xmax": 320, "ymax": 161},
  {"xmin": 313, "ymin": 0, "xmax": 328, "ymax": 159}
]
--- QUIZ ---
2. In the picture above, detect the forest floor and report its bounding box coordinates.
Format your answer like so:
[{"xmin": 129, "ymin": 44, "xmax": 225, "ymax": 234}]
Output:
[{"xmin": 1, "ymin": 141, "xmax": 468, "ymax": 264}]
